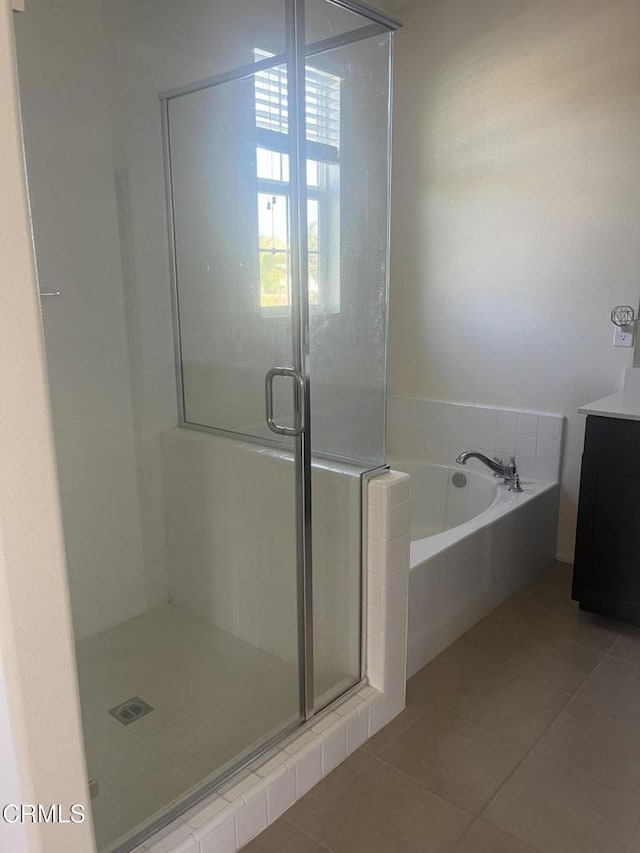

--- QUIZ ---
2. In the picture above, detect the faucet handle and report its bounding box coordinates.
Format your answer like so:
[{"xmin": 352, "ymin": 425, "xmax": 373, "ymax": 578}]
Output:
[
  {"xmin": 505, "ymin": 457, "xmax": 520, "ymax": 488},
  {"xmin": 508, "ymin": 473, "xmax": 523, "ymax": 493}
]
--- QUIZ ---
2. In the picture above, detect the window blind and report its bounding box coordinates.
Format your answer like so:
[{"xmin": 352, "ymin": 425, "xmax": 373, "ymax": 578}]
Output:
[{"xmin": 254, "ymin": 50, "xmax": 340, "ymax": 161}]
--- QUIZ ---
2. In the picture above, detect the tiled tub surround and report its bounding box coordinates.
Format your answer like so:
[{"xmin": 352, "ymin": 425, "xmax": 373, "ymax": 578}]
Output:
[
  {"xmin": 127, "ymin": 468, "xmax": 410, "ymax": 853},
  {"xmin": 388, "ymin": 395, "xmax": 564, "ymax": 483},
  {"xmin": 388, "ymin": 396, "xmax": 562, "ymax": 678},
  {"xmin": 400, "ymin": 460, "xmax": 560, "ymax": 677}
]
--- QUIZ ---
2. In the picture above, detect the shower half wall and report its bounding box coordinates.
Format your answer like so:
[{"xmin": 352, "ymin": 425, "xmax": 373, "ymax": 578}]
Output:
[{"xmin": 14, "ymin": 1, "xmax": 396, "ymax": 850}]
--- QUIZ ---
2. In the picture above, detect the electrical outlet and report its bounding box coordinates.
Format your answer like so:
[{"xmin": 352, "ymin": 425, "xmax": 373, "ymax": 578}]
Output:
[{"xmin": 614, "ymin": 325, "xmax": 634, "ymax": 347}]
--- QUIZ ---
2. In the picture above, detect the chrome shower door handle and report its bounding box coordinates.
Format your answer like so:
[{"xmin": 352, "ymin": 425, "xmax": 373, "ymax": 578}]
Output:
[{"xmin": 265, "ymin": 367, "xmax": 306, "ymax": 436}]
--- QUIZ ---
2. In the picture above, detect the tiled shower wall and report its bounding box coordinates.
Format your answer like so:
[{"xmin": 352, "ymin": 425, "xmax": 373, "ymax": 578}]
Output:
[
  {"xmin": 160, "ymin": 428, "xmax": 362, "ymax": 687},
  {"xmin": 388, "ymin": 395, "xmax": 564, "ymax": 482},
  {"xmin": 136, "ymin": 469, "xmax": 410, "ymax": 853}
]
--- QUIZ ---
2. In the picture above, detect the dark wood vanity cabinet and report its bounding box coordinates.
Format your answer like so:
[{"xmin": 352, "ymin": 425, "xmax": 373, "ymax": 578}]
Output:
[{"xmin": 572, "ymin": 414, "xmax": 640, "ymax": 624}]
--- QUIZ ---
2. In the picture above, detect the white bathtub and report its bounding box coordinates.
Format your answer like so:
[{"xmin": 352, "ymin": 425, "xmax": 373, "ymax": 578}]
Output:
[{"xmin": 391, "ymin": 458, "xmax": 560, "ymax": 677}]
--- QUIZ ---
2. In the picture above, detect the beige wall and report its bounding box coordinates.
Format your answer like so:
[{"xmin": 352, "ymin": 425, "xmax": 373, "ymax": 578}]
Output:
[
  {"xmin": 0, "ymin": 2, "xmax": 95, "ymax": 850},
  {"xmin": 388, "ymin": 0, "xmax": 640, "ymax": 560}
]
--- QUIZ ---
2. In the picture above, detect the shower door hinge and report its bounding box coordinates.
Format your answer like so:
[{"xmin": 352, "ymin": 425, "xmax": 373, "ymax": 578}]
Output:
[{"xmin": 11, "ymin": 1, "xmax": 26, "ymax": 12}]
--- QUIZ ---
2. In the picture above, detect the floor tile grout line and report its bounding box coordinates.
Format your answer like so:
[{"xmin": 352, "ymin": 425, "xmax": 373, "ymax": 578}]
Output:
[
  {"xmin": 569, "ymin": 648, "xmax": 614, "ymax": 700},
  {"xmin": 497, "ymin": 571, "xmax": 626, "ymax": 656},
  {"xmin": 529, "ymin": 689, "xmax": 640, "ymax": 809},
  {"xmin": 626, "ymin": 814, "xmax": 640, "ymax": 853},
  {"xmin": 477, "ymin": 688, "xmax": 568, "ymax": 825},
  {"xmin": 575, "ymin": 691, "xmax": 640, "ymax": 730},
  {"xmin": 363, "ymin": 707, "xmax": 427, "ymax": 757},
  {"xmin": 477, "ymin": 638, "xmax": 640, "ymax": 849},
  {"xmin": 293, "ymin": 821, "xmax": 339, "ymax": 853},
  {"xmin": 474, "ymin": 613, "xmax": 614, "ymax": 839},
  {"xmin": 405, "ymin": 620, "xmax": 608, "ymax": 753},
  {"xmin": 514, "ymin": 576, "xmax": 615, "ymax": 617},
  {"xmin": 442, "ymin": 633, "xmax": 598, "ymax": 699},
  {"xmin": 459, "ymin": 818, "xmax": 545, "ymax": 853},
  {"xmin": 284, "ymin": 757, "xmax": 477, "ymax": 851},
  {"xmin": 372, "ymin": 745, "xmax": 498, "ymax": 822},
  {"xmin": 278, "ymin": 566, "xmax": 640, "ymax": 853},
  {"xmin": 486, "ymin": 609, "xmax": 622, "ymax": 658},
  {"xmin": 284, "ymin": 759, "xmax": 374, "ymax": 831},
  {"xmin": 529, "ymin": 562, "xmax": 640, "ymax": 663},
  {"xmin": 412, "ymin": 639, "xmax": 577, "ymax": 699},
  {"xmin": 606, "ymin": 649, "xmax": 640, "ymax": 669},
  {"xmin": 527, "ymin": 746, "xmax": 640, "ymax": 807},
  {"xmin": 426, "ymin": 690, "xmax": 570, "ymax": 751},
  {"xmin": 368, "ymin": 752, "xmax": 478, "ymax": 826},
  {"xmin": 522, "ymin": 586, "xmax": 573, "ymax": 606},
  {"xmin": 278, "ymin": 815, "xmax": 336, "ymax": 853},
  {"xmin": 403, "ymin": 698, "xmax": 536, "ymax": 755},
  {"xmin": 299, "ymin": 565, "xmax": 639, "ymax": 853},
  {"xmin": 549, "ymin": 691, "xmax": 640, "ymax": 727}
]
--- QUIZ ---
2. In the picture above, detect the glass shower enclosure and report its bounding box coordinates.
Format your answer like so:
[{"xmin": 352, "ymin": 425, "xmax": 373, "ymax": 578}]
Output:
[{"xmin": 14, "ymin": 0, "xmax": 397, "ymax": 850}]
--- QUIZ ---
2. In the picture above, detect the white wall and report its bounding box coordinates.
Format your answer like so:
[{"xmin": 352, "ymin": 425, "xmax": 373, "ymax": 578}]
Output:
[
  {"xmin": 14, "ymin": 0, "xmax": 166, "ymax": 639},
  {"xmin": 0, "ymin": 3, "xmax": 95, "ymax": 849},
  {"xmin": 388, "ymin": 0, "xmax": 640, "ymax": 561}
]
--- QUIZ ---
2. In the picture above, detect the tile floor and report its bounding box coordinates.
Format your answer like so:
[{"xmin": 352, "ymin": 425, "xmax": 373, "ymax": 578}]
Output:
[
  {"xmin": 241, "ymin": 563, "xmax": 640, "ymax": 853},
  {"xmin": 77, "ymin": 604, "xmax": 301, "ymax": 851}
]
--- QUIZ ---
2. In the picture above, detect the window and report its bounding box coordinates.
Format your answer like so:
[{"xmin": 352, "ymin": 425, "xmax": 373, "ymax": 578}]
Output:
[{"xmin": 254, "ymin": 51, "xmax": 340, "ymax": 311}]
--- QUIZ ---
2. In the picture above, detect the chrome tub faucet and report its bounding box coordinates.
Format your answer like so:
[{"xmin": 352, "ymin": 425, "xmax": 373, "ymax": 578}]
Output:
[{"xmin": 456, "ymin": 451, "xmax": 523, "ymax": 492}]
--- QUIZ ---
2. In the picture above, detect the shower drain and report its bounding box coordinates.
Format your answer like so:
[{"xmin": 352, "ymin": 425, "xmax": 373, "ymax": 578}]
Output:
[{"xmin": 108, "ymin": 696, "xmax": 154, "ymax": 726}]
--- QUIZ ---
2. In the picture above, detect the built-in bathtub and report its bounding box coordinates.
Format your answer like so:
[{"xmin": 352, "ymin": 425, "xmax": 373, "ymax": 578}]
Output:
[{"xmin": 391, "ymin": 458, "xmax": 560, "ymax": 677}]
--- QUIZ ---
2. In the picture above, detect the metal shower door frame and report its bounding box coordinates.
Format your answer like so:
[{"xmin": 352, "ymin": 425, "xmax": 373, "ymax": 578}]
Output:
[
  {"xmin": 161, "ymin": 0, "xmax": 399, "ymax": 731},
  {"xmin": 285, "ymin": 0, "xmax": 401, "ymax": 721},
  {"xmin": 159, "ymin": 0, "xmax": 316, "ymax": 724},
  {"xmin": 285, "ymin": 0, "xmax": 315, "ymax": 721}
]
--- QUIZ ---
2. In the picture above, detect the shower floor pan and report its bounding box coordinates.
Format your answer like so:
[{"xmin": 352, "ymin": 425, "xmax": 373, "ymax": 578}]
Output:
[{"xmin": 76, "ymin": 603, "xmax": 308, "ymax": 851}]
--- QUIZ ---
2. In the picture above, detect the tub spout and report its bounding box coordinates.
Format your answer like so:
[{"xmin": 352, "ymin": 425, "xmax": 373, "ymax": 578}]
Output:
[
  {"xmin": 456, "ymin": 451, "xmax": 506, "ymax": 475},
  {"xmin": 456, "ymin": 451, "xmax": 521, "ymax": 490}
]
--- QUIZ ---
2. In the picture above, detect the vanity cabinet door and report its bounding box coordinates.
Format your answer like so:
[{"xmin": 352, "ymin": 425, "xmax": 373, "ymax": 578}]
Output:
[{"xmin": 573, "ymin": 416, "xmax": 640, "ymax": 624}]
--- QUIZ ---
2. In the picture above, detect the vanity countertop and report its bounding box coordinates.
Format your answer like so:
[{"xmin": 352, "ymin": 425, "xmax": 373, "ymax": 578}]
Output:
[
  {"xmin": 579, "ymin": 368, "xmax": 640, "ymax": 421},
  {"xmin": 579, "ymin": 391, "xmax": 640, "ymax": 421}
]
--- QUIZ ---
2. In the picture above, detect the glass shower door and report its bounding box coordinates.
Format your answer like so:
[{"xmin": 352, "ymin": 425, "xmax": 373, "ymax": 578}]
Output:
[
  {"xmin": 164, "ymin": 59, "xmax": 306, "ymax": 771},
  {"xmin": 164, "ymin": 0, "xmax": 395, "ymax": 722},
  {"xmin": 303, "ymin": 1, "xmax": 393, "ymax": 709}
]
